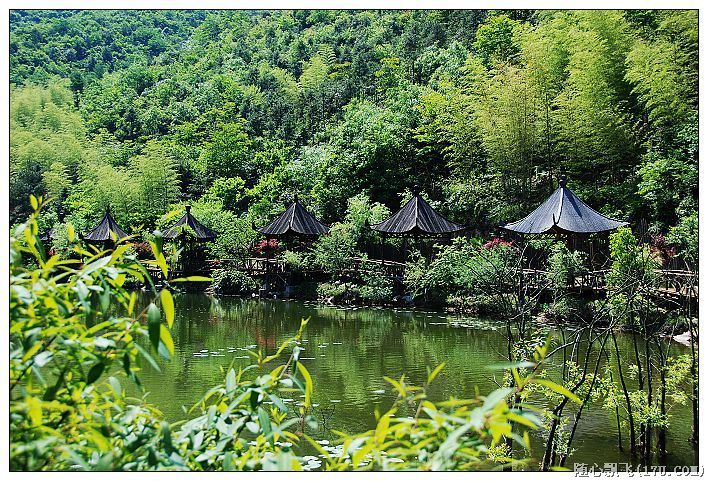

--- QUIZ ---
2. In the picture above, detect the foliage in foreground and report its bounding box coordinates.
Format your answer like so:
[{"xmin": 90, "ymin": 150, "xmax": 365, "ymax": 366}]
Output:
[{"xmin": 10, "ymin": 202, "xmax": 571, "ymax": 471}]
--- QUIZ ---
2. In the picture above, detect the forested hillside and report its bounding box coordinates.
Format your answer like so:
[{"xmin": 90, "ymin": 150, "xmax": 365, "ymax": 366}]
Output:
[{"xmin": 10, "ymin": 9, "xmax": 698, "ymax": 258}]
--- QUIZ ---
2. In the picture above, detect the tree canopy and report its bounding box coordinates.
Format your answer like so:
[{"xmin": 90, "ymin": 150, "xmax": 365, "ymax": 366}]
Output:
[{"xmin": 10, "ymin": 9, "xmax": 698, "ymax": 257}]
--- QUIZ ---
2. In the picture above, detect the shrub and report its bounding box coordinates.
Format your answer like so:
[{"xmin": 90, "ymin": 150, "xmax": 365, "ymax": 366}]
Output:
[
  {"xmin": 316, "ymin": 281, "xmax": 349, "ymax": 303},
  {"xmin": 211, "ymin": 267, "xmax": 259, "ymax": 295},
  {"xmin": 607, "ymin": 227, "xmax": 660, "ymax": 291},
  {"xmin": 282, "ymin": 249, "xmax": 310, "ymax": 271},
  {"xmin": 667, "ymin": 210, "xmax": 698, "ymax": 266},
  {"xmin": 408, "ymin": 237, "xmax": 522, "ymax": 304},
  {"xmin": 358, "ymin": 271, "xmax": 393, "ymax": 303},
  {"xmin": 546, "ymin": 242, "xmax": 586, "ymax": 289}
]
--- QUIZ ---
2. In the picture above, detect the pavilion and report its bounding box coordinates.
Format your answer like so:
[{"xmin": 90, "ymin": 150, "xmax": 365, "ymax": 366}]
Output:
[
  {"xmin": 500, "ymin": 176, "xmax": 628, "ymax": 266},
  {"xmin": 255, "ymin": 195, "xmax": 329, "ymax": 292},
  {"xmin": 256, "ymin": 195, "xmax": 330, "ymax": 239},
  {"xmin": 371, "ymin": 186, "xmax": 465, "ymax": 262},
  {"xmin": 83, "ymin": 208, "xmax": 129, "ymax": 244},
  {"xmin": 161, "ymin": 205, "xmax": 217, "ymax": 241},
  {"xmin": 161, "ymin": 205, "xmax": 217, "ymax": 275},
  {"xmin": 501, "ymin": 176, "xmax": 628, "ymax": 235}
]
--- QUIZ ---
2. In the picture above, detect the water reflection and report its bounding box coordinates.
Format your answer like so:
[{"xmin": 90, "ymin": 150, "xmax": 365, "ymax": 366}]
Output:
[{"xmin": 132, "ymin": 293, "xmax": 695, "ymax": 469}]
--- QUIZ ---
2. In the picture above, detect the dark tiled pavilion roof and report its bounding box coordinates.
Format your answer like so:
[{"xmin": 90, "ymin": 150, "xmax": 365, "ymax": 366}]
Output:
[
  {"xmin": 501, "ymin": 177, "xmax": 628, "ymax": 235},
  {"xmin": 161, "ymin": 205, "xmax": 217, "ymax": 241},
  {"xmin": 370, "ymin": 189, "xmax": 465, "ymax": 236},
  {"xmin": 256, "ymin": 196, "xmax": 329, "ymax": 237},
  {"xmin": 83, "ymin": 208, "xmax": 129, "ymax": 242}
]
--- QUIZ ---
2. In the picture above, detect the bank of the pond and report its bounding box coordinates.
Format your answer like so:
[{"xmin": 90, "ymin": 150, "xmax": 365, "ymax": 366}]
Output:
[{"xmin": 131, "ymin": 293, "xmax": 697, "ymax": 470}]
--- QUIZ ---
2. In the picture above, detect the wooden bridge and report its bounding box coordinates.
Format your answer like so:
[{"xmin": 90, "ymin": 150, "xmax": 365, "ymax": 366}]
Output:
[
  {"xmin": 147, "ymin": 258, "xmax": 697, "ymax": 304},
  {"xmin": 147, "ymin": 256, "xmax": 407, "ymax": 282},
  {"xmin": 208, "ymin": 256, "xmax": 407, "ymax": 279},
  {"xmin": 521, "ymin": 268, "xmax": 698, "ymax": 304}
]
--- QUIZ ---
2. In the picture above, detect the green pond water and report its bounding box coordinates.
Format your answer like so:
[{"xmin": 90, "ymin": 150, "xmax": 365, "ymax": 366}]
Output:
[{"xmin": 134, "ymin": 292, "xmax": 697, "ymax": 470}]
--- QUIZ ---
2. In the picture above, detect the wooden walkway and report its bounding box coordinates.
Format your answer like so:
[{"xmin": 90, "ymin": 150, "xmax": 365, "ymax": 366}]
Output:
[
  {"xmin": 208, "ymin": 256, "xmax": 407, "ymax": 278},
  {"xmin": 521, "ymin": 268, "xmax": 698, "ymax": 303},
  {"xmin": 146, "ymin": 258, "xmax": 697, "ymax": 303},
  {"xmin": 147, "ymin": 257, "xmax": 407, "ymax": 282}
]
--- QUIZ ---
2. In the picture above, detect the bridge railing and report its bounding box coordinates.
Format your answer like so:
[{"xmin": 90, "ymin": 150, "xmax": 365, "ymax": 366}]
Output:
[
  {"xmin": 149, "ymin": 259, "xmax": 696, "ymax": 300},
  {"xmin": 521, "ymin": 268, "xmax": 697, "ymax": 300},
  {"xmin": 210, "ymin": 257, "xmax": 288, "ymax": 274}
]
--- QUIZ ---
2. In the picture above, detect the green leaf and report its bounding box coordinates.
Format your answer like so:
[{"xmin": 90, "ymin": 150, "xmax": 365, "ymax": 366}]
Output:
[
  {"xmin": 258, "ymin": 406, "xmax": 273, "ymax": 445},
  {"xmin": 427, "ymin": 362, "xmax": 446, "ymax": 385},
  {"xmin": 482, "ymin": 387, "xmax": 514, "ymax": 411},
  {"xmin": 156, "ymin": 253, "xmax": 168, "ymax": 277},
  {"xmin": 108, "ymin": 376, "xmax": 122, "ymax": 397},
  {"xmin": 507, "ymin": 410, "xmax": 540, "ymax": 429},
  {"xmin": 147, "ymin": 303, "xmax": 161, "ymax": 352},
  {"xmin": 135, "ymin": 342, "xmax": 161, "ymax": 372},
  {"xmin": 161, "ymin": 421, "xmax": 173, "ymax": 454},
  {"xmin": 532, "ymin": 378, "xmax": 582, "ymax": 404},
  {"xmin": 160, "ymin": 289, "xmax": 175, "ymax": 328},
  {"xmin": 487, "ymin": 361, "xmax": 537, "ymax": 370},
  {"xmin": 86, "ymin": 362, "xmax": 105, "ymax": 385},
  {"xmin": 171, "ymin": 276, "xmax": 212, "ymax": 282},
  {"xmin": 223, "ymin": 452, "xmax": 234, "ymax": 471},
  {"xmin": 159, "ymin": 325, "xmax": 174, "ymax": 357},
  {"xmin": 34, "ymin": 351, "xmax": 53, "ymax": 368},
  {"xmin": 122, "ymin": 353, "xmax": 131, "ymax": 375},
  {"xmin": 225, "ymin": 368, "xmax": 236, "ymax": 394},
  {"xmin": 296, "ymin": 361, "xmax": 313, "ymax": 408},
  {"xmin": 27, "ymin": 396, "xmax": 42, "ymax": 426}
]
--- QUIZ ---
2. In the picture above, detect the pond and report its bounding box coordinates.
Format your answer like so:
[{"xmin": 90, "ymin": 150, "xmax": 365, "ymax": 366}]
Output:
[{"xmin": 134, "ymin": 292, "xmax": 697, "ymax": 470}]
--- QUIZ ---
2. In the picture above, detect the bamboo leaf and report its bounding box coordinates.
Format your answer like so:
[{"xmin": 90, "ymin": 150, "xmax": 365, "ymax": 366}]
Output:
[
  {"xmin": 258, "ymin": 406, "xmax": 273, "ymax": 445},
  {"xmin": 482, "ymin": 387, "xmax": 514, "ymax": 411},
  {"xmin": 27, "ymin": 396, "xmax": 42, "ymax": 426},
  {"xmin": 86, "ymin": 362, "xmax": 105, "ymax": 385},
  {"xmin": 532, "ymin": 379, "xmax": 581, "ymax": 404},
  {"xmin": 170, "ymin": 276, "xmax": 212, "ymax": 282},
  {"xmin": 296, "ymin": 361, "xmax": 313, "ymax": 408},
  {"xmin": 108, "ymin": 376, "xmax": 122, "ymax": 397},
  {"xmin": 160, "ymin": 289, "xmax": 175, "ymax": 328},
  {"xmin": 427, "ymin": 362, "xmax": 446, "ymax": 385},
  {"xmin": 147, "ymin": 303, "xmax": 161, "ymax": 352},
  {"xmin": 159, "ymin": 324, "xmax": 174, "ymax": 357}
]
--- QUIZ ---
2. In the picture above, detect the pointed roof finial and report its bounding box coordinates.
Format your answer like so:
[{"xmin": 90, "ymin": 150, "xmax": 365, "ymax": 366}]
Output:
[
  {"xmin": 412, "ymin": 184, "xmax": 420, "ymax": 196},
  {"xmin": 293, "ymin": 193, "xmax": 299, "ymax": 204},
  {"xmin": 559, "ymin": 175, "xmax": 568, "ymax": 188},
  {"xmin": 185, "ymin": 205, "xmax": 191, "ymax": 214}
]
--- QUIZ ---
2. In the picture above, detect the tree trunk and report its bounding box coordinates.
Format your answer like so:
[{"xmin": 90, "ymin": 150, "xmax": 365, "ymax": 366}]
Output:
[
  {"xmin": 656, "ymin": 340, "xmax": 667, "ymax": 465},
  {"xmin": 613, "ymin": 330, "xmax": 636, "ymax": 456},
  {"xmin": 644, "ymin": 337, "xmax": 653, "ymax": 464},
  {"xmin": 632, "ymin": 331, "xmax": 646, "ymax": 459}
]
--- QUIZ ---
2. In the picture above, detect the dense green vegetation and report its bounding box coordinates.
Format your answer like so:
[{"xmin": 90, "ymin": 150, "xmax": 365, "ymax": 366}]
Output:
[{"xmin": 11, "ymin": 10, "xmax": 698, "ymax": 258}]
